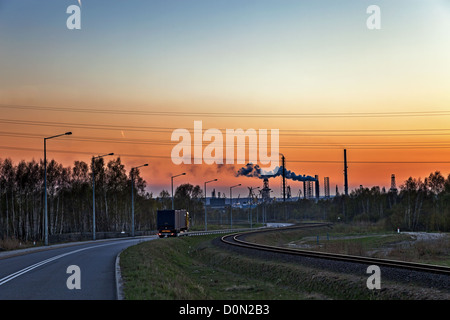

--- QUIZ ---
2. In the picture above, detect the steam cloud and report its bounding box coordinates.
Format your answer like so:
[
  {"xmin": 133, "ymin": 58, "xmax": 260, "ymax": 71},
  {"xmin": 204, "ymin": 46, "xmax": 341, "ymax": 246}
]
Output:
[{"xmin": 236, "ymin": 163, "xmax": 317, "ymax": 182}]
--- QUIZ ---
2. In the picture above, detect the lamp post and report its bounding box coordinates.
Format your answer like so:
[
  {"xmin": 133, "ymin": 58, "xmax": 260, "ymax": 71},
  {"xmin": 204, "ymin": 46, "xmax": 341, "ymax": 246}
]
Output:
[
  {"xmin": 249, "ymin": 186, "xmax": 260, "ymax": 229},
  {"xmin": 204, "ymin": 179, "xmax": 217, "ymax": 231},
  {"xmin": 44, "ymin": 132, "xmax": 72, "ymax": 246},
  {"xmin": 131, "ymin": 164, "xmax": 148, "ymax": 237},
  {"xmin": 92, "ymin": 152, "xmax": 114, "ymax": 240},
  {"xmin": 229, "ymin": 184, "xmax": 241, "ymax": 229},
  {"xmin": 171, "ymin": 173, "xmax": 186, "ymax": 210}
]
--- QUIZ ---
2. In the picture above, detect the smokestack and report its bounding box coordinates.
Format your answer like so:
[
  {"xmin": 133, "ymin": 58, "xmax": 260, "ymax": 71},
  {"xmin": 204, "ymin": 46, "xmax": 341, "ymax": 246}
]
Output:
[
  {"xmin": 344, "ymin": 149, "xmax": 348, "ymax": 196},
  {"xmin": 315, "ymin": 174, "xmax": 320, "ymax": 199},
  {"xmin": 303, "ymin": 180, "xmax": 306, "ymax": 199},
  {"xmin": 324, "ymin": 177, "xmax": 330, "ymax": 198}
]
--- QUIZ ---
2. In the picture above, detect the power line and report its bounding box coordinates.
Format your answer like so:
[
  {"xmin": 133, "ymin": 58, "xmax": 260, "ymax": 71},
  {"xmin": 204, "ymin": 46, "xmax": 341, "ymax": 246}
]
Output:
[
  {"xmin": 0, "ymin": 145, "xmax": 166, "ymax": 159},
  {"xmin": 2, "ymin": 104, "xmax": 450, "ymax": 118},
  {"xmin": 1, "ymin": 145, "xmax": 449, "ymax": 164},
  {"xmin": 1, "ymin": 130, "xmax": 450, "ymax": 149},
  {"xmin": 0, "ymin": 118, "xmax": 172, "ymax": 133},
  {"xmin": 2, "ymin": 118, "xmax": 450, "ymax": 138}
]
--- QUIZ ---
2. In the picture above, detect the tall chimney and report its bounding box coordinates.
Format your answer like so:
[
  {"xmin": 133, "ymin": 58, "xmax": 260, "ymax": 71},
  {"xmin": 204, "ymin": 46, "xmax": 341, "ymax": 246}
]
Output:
[
  {"xmin": 303, "ymin": 180, "xmax": 306, "ymax": 199},
  {"xmin": 315, "ymin": 175, "xmax": 320, "ymax": 199}
]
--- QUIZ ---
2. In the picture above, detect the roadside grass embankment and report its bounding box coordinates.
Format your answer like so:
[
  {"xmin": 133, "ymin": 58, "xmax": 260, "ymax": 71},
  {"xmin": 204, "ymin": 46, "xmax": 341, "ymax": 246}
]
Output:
[
  {"xmin": 119, "ymin": 232, "xmax": 448, "ymax": 300},
  {"xmin": 119, "ymin": 234, "xmax": 311, "ymax": 300}
]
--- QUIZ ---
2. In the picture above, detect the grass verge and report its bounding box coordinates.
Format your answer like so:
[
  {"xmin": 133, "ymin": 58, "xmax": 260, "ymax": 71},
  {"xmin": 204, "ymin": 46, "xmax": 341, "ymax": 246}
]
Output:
[
  {"xmin": 120, "ymin": 234, "xmax": 311, "ymax": 300},
  {"xmin": 245, "ymin": 224, "xmax": 450, "ymax": 266},
  {"xmin": 119, "ymin": 233, "xmax": 448, "ymax": 300}
]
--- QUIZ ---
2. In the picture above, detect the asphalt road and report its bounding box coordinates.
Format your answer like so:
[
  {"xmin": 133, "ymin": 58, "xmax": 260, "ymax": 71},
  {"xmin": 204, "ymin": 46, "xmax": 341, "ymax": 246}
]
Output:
[{"xmin": 0, "ymin": 236, "xmax": 156, "ymax": 300}]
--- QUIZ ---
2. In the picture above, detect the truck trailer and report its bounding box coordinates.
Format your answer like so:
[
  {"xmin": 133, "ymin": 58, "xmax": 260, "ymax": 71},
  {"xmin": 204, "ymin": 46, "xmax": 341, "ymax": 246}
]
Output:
[{"xmin": 157, "ymin": 209, "xmax": 189, "ymax": 237}]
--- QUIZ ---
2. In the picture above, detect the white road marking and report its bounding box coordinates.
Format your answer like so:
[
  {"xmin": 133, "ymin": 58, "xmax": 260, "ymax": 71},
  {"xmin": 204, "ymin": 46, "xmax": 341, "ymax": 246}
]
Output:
[{"xmin": 0, "ymin": 239, "xmax": 145, "ymax": 286}]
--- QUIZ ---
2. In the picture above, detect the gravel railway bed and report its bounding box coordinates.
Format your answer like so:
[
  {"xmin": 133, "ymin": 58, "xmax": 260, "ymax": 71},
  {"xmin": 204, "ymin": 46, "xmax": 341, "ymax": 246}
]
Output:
[{"xmin": 216, "ymin": 224, "xmax": 450, "ymax": 295}]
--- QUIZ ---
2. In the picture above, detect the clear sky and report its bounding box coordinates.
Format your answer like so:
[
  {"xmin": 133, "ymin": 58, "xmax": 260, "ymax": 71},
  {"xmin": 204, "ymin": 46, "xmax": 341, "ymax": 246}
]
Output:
[{"xmin": 1, "ymin": 0, "xmax": 450, "ymax": 198}]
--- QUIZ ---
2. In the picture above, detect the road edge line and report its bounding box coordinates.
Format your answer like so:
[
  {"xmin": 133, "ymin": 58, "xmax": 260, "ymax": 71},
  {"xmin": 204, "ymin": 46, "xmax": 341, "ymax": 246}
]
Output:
[{"xmin": 115, "ymin": 250, "xmax": 125, "ymax": 300}]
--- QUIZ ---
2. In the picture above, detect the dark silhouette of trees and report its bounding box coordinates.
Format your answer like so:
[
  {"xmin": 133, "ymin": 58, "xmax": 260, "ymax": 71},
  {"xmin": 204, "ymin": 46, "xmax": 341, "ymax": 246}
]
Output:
[
  {"xmin": 0, "ymin": 157, "xmax": 164, "ymax": 243},
  {"xmin": 1, "ymin": 155, "xmax": 449, "ymax": 244},
  {"xmin": 174, "ymin": 183, "xmax": 204, "ymax": 226},
  {"xmin": 253, "ymin": 171, "xmax": 450, "ymax": 232}
]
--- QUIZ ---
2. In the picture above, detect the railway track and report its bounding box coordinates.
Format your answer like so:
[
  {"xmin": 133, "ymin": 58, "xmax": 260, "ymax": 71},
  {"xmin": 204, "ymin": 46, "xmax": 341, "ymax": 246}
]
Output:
[{"xmin": 221, "ymin": 223, "xmax": 450, "ymax": 276}]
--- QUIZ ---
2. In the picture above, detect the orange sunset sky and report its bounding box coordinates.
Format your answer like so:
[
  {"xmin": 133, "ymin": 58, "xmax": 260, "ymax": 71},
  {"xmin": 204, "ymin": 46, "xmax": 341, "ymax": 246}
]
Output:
[{"xmin": 1, "ymin": 0, "xmax": 450, "ymax": 198}]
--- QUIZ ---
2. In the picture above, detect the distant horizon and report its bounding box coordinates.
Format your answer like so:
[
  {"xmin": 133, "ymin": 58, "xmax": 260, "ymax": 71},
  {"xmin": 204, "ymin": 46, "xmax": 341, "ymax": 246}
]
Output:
[{"xmin": 1, "ymin": 152, "xmax": 447, "ymax": 200}]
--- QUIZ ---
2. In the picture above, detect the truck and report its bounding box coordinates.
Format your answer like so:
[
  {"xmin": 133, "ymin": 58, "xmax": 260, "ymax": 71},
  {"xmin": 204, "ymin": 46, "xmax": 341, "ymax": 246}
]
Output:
[{"xmin": 157, "ymin": 209, "xmax": 189, "ymax": 238}]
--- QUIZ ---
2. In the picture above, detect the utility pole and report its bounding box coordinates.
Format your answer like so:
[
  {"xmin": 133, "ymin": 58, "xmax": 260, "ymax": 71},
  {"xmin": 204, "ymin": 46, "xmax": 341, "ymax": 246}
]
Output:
[
  {"xmin": 344, "ymin": 149, "xmax": 348, "ymax": 196},
  {"xmin": 281, "ymin": 154, "xmax": 286, "ymax": 202},
  {"xmin": 281, "ymin": 154, "xmax": 287, "ymax": 221}
]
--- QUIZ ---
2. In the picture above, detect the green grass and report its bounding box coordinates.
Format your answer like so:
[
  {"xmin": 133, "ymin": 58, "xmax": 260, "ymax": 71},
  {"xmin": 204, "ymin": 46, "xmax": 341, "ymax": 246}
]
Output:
[
  {"xmin": 188, "ymin": 223, "xmax": 264, "ymax": 231},
  {"xmin": 245, "ymin": 223, "xmax": 450, "ymax": 266},
  {"xmin": 119, "ymin": 232, "xmax": 448, "ymax": 300},
  {"xmin": 120, "ymin": 234, "xmax": 312, "ymax": 300},
  {"xmin": 299, "ymin": 233, "xmax": 410, "ymax": 255}
]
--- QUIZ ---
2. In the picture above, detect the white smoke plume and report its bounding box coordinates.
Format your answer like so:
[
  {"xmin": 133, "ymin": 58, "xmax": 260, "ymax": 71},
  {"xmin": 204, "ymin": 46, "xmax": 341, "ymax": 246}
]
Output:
[{"xmin": 236, "ymin": 163, "xmax": 317, "ymax": 182}]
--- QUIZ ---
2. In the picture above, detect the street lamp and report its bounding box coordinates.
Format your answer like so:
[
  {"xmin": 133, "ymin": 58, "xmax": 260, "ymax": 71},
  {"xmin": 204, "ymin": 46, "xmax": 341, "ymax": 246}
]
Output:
[
  {"xmin": 171, "ymin": 172, "xmax": 186, "ymax": 210},
  {"xmin": 92, "ymin": 152, "xmax": 114, "ymax": 240},
  {"xmin": 229, "ymin": 184, "xmax": 241, "ymax": 229},
  {"xmin": 131, "ymin": 163, "xmax": 148, "ymax": 237},
  {"xmin": 249, "ymin": 186, "xmax": 260, "ymax": 229},
  {"xmin": 44, "ymin": 132, "xmax": 72, "ymax": 246},
  {"xmin": 204, "ymin": 178, "xmax": 217, "ymax": 231}
]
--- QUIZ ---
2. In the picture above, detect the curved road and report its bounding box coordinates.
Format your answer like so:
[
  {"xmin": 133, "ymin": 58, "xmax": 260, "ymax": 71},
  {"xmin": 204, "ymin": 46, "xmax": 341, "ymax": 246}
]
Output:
[{"xmin": 0, "ymin": 236, "xmax": 156, "ymax": 300}]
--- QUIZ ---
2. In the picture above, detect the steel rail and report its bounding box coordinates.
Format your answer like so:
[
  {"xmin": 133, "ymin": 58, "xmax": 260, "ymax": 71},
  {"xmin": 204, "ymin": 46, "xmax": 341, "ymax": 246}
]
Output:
[{"xmin": 220, "ymin": 224, "xmax": 450, "ymax": 276}]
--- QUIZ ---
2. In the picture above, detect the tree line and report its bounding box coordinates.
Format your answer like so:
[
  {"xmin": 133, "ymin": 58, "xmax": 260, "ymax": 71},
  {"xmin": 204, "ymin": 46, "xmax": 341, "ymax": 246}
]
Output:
[
  {"xmin": 1, "ymin": 155, "xmax": 449, "ymax": 245},
  {"xmin": 264, "ymin": 171, "xmax": 450, "ymax": 232},
  {"xmin": 0, "ymin": 156, "xmax": 221, "ymax": 244},
  {"xmin": 198, "ymin": 170, "xmax": 450, "ymax": 233},
  {"xmin": 0, "ymin": 157, "xmax": 159, "ymax": 243}
]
